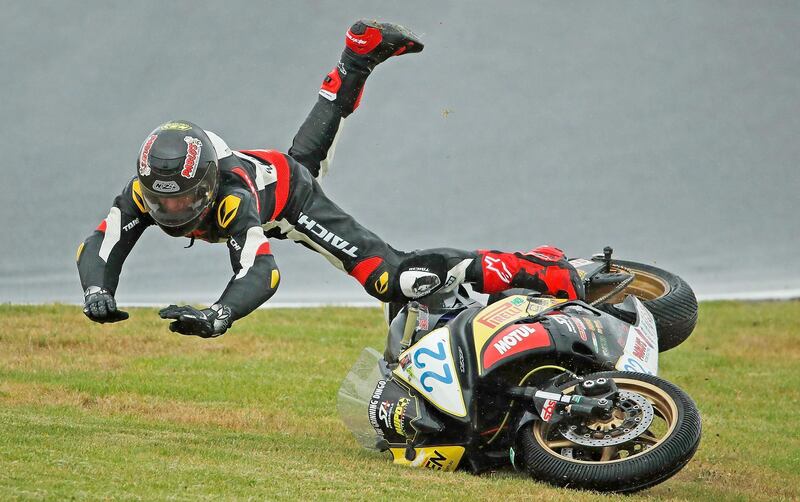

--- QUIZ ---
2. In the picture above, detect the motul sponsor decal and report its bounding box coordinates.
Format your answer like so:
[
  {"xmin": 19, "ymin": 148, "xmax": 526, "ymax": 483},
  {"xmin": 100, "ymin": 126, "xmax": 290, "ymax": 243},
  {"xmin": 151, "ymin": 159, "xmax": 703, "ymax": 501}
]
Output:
[
  {"xmin": 540, "ymin": 399, "xmax": 557, "ymax": 421},
  {"xmin": 139, "ymin": 134, "xmax": 157, "ymax": 176},
  {"xmin": 482, "ymin": 323, "xmax": 551, "ymax": 370},
  {"xmin": 181, "ymin": 136, "xmax": 202, "ymax": 179}
]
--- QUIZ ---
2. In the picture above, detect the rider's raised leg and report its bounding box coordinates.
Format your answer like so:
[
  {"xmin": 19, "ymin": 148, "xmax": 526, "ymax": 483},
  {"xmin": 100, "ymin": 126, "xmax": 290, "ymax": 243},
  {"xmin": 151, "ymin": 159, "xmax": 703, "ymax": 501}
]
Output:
[{"xmin": 288, "ymin": 20, "xmax": 423, "ymax": 178}]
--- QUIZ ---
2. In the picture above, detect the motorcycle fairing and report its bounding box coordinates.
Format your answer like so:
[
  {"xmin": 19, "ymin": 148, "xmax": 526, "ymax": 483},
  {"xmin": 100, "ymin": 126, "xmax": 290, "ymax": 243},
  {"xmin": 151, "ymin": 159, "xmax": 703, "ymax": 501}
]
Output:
[
  {"xmin": 388, "ymin": 446, "xmax": 465, "ymax": 471},
  {"xmin": 392, "ymin": 326, "xmax": 468, "ymax": 418},
  {"xmin": 480, "ymin": 322, "xmax": 553, "ymax": 372},
  {"xmin": 568, "ymin": 257, "xmax": 606, "ymax": 280},
  {"xmin": 614, "ymin": 296, "xmax": 659, "ymax": 375},
  {"xmin": 367, "ymin": 378, "xmax": 424, "ymax": 444},
  {"xmin": 472, "ymin": 295, "xmax": 565, "ymax": 375}
]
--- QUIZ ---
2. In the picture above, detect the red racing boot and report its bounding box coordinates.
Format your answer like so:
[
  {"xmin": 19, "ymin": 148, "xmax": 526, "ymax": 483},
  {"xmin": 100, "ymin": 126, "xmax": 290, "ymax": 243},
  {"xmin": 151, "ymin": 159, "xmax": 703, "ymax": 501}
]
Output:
[
  {"xmin": 319, "ymin": 20, "xmax": 424, "ymax": 116},
  {"xmin": 474, "ymin": 246, "xmax": 585, "ymax": 300},
  {"xmin": 342, "ymin": 20, "xmax": 423, "ymax": 71}
]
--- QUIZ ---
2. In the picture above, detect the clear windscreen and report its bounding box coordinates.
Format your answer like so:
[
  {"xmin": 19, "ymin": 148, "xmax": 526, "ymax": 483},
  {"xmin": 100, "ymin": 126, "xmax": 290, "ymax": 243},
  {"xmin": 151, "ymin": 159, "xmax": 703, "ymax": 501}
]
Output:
[{"xmin": 337, "ymin": 347, "xmax": 388, "ymax": 450}]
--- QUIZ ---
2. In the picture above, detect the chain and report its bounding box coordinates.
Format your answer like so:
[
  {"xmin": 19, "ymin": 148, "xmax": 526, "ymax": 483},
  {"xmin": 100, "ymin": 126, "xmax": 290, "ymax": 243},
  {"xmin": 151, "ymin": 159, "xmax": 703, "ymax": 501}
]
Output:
[{"xmin": 589, "ymin": 264, "xmax": 636, "ymax": 306}]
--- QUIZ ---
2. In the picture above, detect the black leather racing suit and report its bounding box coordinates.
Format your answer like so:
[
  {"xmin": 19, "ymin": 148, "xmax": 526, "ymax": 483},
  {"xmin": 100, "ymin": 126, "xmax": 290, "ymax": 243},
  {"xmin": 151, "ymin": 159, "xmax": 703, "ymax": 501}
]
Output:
[{"xmin": 77, "ymin": 46, "xmax": 582, "ymax": 324}]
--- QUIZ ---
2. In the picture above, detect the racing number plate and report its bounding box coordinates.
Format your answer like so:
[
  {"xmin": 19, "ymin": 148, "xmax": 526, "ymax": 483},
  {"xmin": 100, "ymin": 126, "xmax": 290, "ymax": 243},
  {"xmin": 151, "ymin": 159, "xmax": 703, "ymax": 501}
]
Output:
[{"xmin": 392, "ymin": 327, "xmax": 467, "ymax": 418}]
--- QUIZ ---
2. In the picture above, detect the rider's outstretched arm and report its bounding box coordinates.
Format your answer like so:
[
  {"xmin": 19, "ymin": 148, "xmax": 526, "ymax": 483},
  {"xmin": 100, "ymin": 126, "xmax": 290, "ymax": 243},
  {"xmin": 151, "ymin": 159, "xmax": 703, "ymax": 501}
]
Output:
[
  {"xmin": 158, "ymin": 189, "xmax": 280, "ymax": 338},
  {"xmin": 214, "ymin": 192, "xmax": 280, "ymax": 320},
  {"xmin": 77, "ymin": 178, "xmax": 153, "ymax": 323},
  {"xmin": 288, "ymin": 20, "xmax": 423, "ymax": 178}
]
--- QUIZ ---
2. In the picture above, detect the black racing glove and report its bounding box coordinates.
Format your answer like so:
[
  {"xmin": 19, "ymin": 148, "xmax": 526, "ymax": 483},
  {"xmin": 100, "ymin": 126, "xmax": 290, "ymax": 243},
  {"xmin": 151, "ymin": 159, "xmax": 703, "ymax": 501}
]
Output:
[
  {"xmin": 159, "ymin": 303, "xmax": 233, "ymax": 338},
  {"xmin": 83, "ymin": 286, "xmax": 129, "ymax": 323}
]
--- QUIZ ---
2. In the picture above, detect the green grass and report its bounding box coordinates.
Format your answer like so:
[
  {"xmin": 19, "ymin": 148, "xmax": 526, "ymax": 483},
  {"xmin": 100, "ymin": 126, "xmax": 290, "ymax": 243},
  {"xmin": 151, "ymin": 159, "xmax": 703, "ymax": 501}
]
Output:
[{"xmin": 1, "ymin": 301, "xmax": 799, "ymax": 501}]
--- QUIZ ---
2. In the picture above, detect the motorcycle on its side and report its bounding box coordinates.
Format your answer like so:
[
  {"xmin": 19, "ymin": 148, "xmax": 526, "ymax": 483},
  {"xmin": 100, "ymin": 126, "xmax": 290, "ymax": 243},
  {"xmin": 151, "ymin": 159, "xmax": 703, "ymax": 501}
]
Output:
[{"xmin": 338, "ymin": 249, "xmax": 701, "ymax": 493}]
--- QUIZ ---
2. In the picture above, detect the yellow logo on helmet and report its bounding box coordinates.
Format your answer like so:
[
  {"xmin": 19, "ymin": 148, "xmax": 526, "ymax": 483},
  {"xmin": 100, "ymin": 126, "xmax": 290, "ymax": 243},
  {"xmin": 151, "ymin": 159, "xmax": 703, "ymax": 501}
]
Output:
[
  {"xmin": 160, "ymin": 121, "xmax": 192, "ymax": 131},
  {"xmin": 375, "ymin": 271, "xmax": 389, "ymax": 295},
  {"xmin": 76, "ymin": 242, "xmax": 85, "ymax": 263},
  {"xmin": 270, "ymin": 269, "xmax": 280, "ymax": 289},
  {"xmin": 217, "ymin": 195, "xmax": 241, "ymax": 229},
  {"xmin": 131, "ymin": 180, "xmax": 148, "ymax": 213}
]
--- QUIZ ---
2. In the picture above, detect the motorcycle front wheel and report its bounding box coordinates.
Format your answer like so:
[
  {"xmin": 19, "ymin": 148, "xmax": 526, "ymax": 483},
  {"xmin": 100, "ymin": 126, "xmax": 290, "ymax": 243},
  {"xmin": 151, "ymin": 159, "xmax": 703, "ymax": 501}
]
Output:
[{"xmin": 519, "ymin": 371, "xmax": 701, "ymax": 493}]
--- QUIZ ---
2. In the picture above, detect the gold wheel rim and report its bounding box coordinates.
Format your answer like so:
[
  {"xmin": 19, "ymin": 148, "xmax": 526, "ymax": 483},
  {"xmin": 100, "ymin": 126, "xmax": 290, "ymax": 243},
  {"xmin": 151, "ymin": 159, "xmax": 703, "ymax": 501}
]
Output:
[
  {"xmin": 587, "ymin": 266, "xmax": 671, "ymax": 304},
  {"xmin": 532, "ymin": 378, "xmax": 679, "ymax": 465}
]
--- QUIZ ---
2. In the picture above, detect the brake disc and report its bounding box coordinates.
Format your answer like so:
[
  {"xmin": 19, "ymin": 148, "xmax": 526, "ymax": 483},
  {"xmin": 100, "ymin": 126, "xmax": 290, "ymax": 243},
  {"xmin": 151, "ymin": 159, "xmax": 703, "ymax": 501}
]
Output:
[{"xmin": 558, "ymin": 391, "xmax": 655, "ymax": 447}]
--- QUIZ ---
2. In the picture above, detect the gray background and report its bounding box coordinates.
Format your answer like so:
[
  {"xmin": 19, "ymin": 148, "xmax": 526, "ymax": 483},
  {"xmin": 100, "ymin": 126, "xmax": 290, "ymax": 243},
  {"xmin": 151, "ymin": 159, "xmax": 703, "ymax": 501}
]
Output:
[{"xmin": 1, "ymin": 1, "xmax": 798, "ymax": 305}]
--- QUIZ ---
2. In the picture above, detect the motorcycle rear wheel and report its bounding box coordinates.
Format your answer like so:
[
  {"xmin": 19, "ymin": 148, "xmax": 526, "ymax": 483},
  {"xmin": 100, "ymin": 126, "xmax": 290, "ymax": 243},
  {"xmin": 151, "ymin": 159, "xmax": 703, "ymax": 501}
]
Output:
[
  {"xmin": 519, "ymin": 371, "xmax": 701, "ymax": 493},
  {"xmin": 589, "ymin": 260, "xmax": 698, "ymax": 351}
]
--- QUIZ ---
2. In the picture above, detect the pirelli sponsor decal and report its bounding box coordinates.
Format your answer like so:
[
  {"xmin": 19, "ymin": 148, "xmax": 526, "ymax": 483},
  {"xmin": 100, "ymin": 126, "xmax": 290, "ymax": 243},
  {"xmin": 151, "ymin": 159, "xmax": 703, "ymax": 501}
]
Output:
[{"xmin": 476, "ymin": 299, "xmax": 525, "ymax": 329}]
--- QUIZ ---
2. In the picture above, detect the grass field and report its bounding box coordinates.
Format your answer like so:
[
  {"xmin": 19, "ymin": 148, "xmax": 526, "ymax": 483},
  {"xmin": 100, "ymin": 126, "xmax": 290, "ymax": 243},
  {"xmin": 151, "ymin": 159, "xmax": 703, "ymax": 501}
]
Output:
[{"xmin": 1, "ymin": 301, "xmax": 799, "ymax": 501}]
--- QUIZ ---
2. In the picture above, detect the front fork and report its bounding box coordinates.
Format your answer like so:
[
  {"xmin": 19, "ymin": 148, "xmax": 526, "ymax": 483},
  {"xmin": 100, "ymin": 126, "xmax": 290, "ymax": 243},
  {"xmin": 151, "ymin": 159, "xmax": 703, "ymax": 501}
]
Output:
[
  {"xmin": 510, "ymin": 376, "xmax": 619, "ymax": 425},
  {"xmin": 507, "ymin": 376, "xmax": 620, "ymax": 468}
]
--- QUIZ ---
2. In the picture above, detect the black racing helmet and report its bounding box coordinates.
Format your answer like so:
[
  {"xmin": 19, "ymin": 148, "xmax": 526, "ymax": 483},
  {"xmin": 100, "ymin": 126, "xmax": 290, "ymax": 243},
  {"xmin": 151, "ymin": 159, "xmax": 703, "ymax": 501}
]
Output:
[{"xmin": 136, "ymin": 120, "xmax": 219, "ymax": 236}]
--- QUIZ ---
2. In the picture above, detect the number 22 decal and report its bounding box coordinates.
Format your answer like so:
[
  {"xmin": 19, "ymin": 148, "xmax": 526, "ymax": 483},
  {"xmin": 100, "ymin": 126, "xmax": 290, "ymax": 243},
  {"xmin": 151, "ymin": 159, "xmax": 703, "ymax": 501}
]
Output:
[{"xmin": 414, "ymin": 341, "xmax": 453, "ymax": 392}]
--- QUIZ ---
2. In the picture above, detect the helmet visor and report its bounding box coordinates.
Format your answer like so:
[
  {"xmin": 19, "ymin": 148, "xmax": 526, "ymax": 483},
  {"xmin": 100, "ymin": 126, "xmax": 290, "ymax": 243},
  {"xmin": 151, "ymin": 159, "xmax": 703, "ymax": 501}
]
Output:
[{"xmin": 140, "ymin": 172, "xmax": 217, "ymax": 228}]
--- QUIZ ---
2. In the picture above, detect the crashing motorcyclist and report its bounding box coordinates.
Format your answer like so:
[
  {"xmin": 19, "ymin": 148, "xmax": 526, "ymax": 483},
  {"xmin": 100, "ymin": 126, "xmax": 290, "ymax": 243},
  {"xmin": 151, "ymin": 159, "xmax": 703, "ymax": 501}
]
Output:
[{"xmin": 77, "ymin": 20, "xmax": 584, "ymax": 338}]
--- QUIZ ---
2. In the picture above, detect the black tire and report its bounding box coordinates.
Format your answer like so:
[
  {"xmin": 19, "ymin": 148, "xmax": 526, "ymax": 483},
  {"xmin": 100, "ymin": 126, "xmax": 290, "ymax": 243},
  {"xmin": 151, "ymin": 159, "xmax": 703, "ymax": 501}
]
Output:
[
  {"xmin": 595, "ymin": 260, "xmax": 698, "ymax": 352},
  {"xmin": 520, "ymin": 371, "xmax": 702, "ymax": 493}
]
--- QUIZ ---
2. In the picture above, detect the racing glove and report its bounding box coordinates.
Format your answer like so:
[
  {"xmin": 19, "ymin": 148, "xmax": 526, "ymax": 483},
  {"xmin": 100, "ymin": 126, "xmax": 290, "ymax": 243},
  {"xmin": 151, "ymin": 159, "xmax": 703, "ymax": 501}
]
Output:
[
  {"xmin": 83, "ymin": 286, "xmax": 129, "ymax": 323},
  {"xmin": 159, "ymin": 303, "xmax": 233, "ymax": 338}
]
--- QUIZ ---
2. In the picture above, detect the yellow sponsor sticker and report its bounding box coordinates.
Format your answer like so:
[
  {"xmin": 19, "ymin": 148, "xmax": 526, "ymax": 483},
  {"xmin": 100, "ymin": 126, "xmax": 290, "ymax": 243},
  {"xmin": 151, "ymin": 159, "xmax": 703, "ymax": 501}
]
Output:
[
  {"xmin": 159, "ymin": 121, "xmax": 192, "ymax": 131},
  {"xmin": 131, "ymin": 179, "xmax": 148, "ymax": 213},
  {"xmin": 375, "ymin": 271, "xmax": 389, "ymax": 295},
  {"xmin": 472, "ymin": 295, "xmax": 564, "ymax": 374},
  {"xmin": 270, "ymin": 269, "xmax": 280, "ymax": 288},
  {"xmin": 76, "ymin": 242, "xmax": 85, "ymax": 262},
  {"xmin": 217, "ymin": 195, "xmax": 241, "ymax": 229},
  {"xmin": 389, "ymin": 446, "xmax": 465, "ymax": 471}
]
